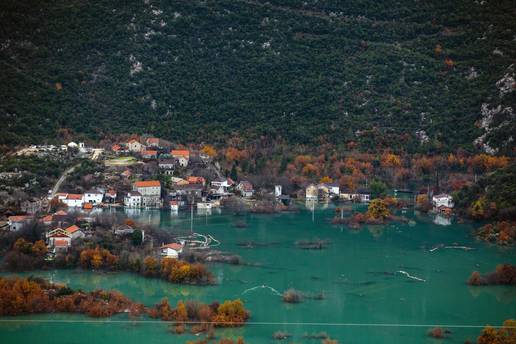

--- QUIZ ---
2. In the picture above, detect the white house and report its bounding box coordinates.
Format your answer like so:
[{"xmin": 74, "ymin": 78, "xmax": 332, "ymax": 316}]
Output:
[
  {"xmin": 275, "ymin": 185, "xmax": 282, "ymax": 198},
  {"xmin": 7, "ymin": 215, "xmax": 31, "ymax": 231},
  {"xmin": 63, "ymin": 194, "xmax": 84, "ymax": 208},
  {"xmin": 127, "ymin": 139, "xmax": 145, "ymax": 153},
  {"xmin": 211, "ymin": 177, "xmax": 235, "ymax": 195},
  {"xmin": 325, "ymin": 183, "xmax": 340, "ymax": 196},
  {"xmin": 134, "ymin": 180, "xmax": 162, "ymax": 208},
  {"xmin": 47, "ymin": 228, "xmax": 72, "ymax": 253},
  {"xmin": 432, "ymin": 194, "xmax": 454, "ymax": 208},
  {"xmin": 124, "ymin": 191, "xmax": 142, "ymax": 208},
  {"xmin": 169, "ymin": 200, "xmax": 179, "ymax": 212},
  {"xmin": 236, "ymin": 181, "xmax": 254, "ymax": 198},
  {"xmin": 305, "ymin": 184, "xmax": 318, "ymax": 201},
  {"xmin": 340, "ymin": 189, "xmax": 371, "ymax": 203},
  {"xmin": 84, "ymin": 190, "xmax": 104, "ymax": 205},
  {"xmin": 160, "ymin": 243, "xmax": 184, "ymax": 259}
]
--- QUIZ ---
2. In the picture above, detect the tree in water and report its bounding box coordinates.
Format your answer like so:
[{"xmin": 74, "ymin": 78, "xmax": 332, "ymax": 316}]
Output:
[{"xmin": 366, "ymin": 199, "xmax": 391, "ymax": 220}]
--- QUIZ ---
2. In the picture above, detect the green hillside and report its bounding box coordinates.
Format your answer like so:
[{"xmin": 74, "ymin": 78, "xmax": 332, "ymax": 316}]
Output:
[{"xmin": 1, "ymin": 0, "xmax": 515, "ymax": 153}]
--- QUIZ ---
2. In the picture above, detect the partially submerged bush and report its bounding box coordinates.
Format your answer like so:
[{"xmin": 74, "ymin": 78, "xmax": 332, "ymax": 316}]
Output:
[
  {"xmin": 427, "ymin": 327, "xmax": 452, "ymax": 339},
  {"xmin": 467, "ymin": 264, "xmax": 516, "ymax": 286},
  {"xmin": 282, "ymin": 288, "xmax": 302, "ymax": 303},
  {"xmin": 272, "ymin": 331, "xmax": 291, "ymax": 340}
]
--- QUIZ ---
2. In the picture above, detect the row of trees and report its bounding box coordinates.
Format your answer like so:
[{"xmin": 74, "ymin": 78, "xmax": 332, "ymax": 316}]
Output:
[
  {"xmin": 143, "ymin": 256, "xmax": 214, "ymax": 285},
  {"xmin": 0, "ymin": 276, "xmax": 249, "ymax": 330}
]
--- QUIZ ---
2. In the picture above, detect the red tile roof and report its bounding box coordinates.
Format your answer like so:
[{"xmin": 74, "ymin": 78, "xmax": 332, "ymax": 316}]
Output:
[
  {"xmin": 142, "ymin": 150, "xmax": 158, "ymax": 156},
  {"xmin": 66, "ymin": 225, "xmax": 80, "ymax": 234},
  {"xmin": 66, "ymin": 194, "xmax": 83, "ymax": 200},
  {"xmin": 162, "ymin": 243, "xmax": 183, "ymax": 250},
  {"xmin": 171, "ymin": 149, "xmax": 190, "ymax": 158},
  {"xmin": 42, "ymin": 215, "xmax": 53, "ymax": 223},
  {"xmin": 187, "ymin": 176, "xmax": 205, "ymax": 184},
  {"xmin": 134, "ymin": 180, "xmax": 161, "ymax": 188},
  {"xmin": 112, "ymin": 144, "xmax": 122, "ymax": 151},
  {"xmin": 8, "ymin": 215, "xmax": 29, "ymax": 222},
  {"xmin": 83, "ymin": 203, "xmax": 93, "ymax": 210},
  {"xmin": 146, "ymin": 138, "xmax": 160, "ymax": 145},
  {"xmin": 54, "ymin": 210, "xmax": 68, "ymax": 216}
]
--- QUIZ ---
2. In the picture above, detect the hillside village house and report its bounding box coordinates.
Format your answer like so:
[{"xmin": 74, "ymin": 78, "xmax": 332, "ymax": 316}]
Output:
[
  {"xmin": 187, "ymin": 176, "xmax": 206, "ymax": 185},
  {"xmin": 169, "ymin": 200, "xmax": 179, "ymax": 211},
  {"xmin": 42, "ymin": 214, "xmax": 53, "ymax": 225},
  {"xmin": 236, "ymin": 181, "xmax": 254, "ymax": 198},
  {"xmin": 432, "ymin": 194, "xmax": 454, "ymax": 215},
  {"xmin": 211, "ymin": 177, "xmax": 235, "ymax": 195},
  {"xmin": 172, "ymin": 183, "xmax": 204, "ymax": 197},
  {"xmin": 171, "ymin": 150, "xmax": 190, "ymax": 167},
  {"xmin": 124, "ymin": 191, "xmax": 142, "ymax": 208},
  {"xmin": 305, "ymin": 184, "xmax": 318, "ymax": 201},
  {"xmin": 340, "ymin": 189, "xmax": 371, "ymax": 203},
  {"xmin": 84, "ymin": 190, "xmax": 104, "ymax": 205},
  {"xmin": 432, "ymin": 194, "xmax": 454, "ymax": 208},
  {"xmin": 63, "ymin": 194, "xmax": 84, "ymax": 207},
  {"xmin": 158, "ymin": 159, "xmax": 176, "ymax": 175},
  {"xmin": 142, "ymin": 150, "xmax": 158, "ymax": 159},
  {"xmin": 8, "ymin": 215, "xmax": 31, "ymax": 231},
  {"xmin": 161, "ymin": 242, "xmax": 184, "ymax": 259},
  {"xmin": 275, "ymin": 185, "xmax": 283, "ymax": 198},
  {"xmin": 47, "ymin": 228, "xmax": 72, "ymax": 253},
  {"xmin": 134, "ymin": 180, "xmax": 162, "ymax": 208},
  {"xmin": 146, "ymin": 137, "xmax": 160, "ymax": 147},
  {"xmin": 65, "ymin": 225, "xmax": 85, "ymax": 240},
  {"xmin": 104, "ymin": 189, "xmax": 117, "ymax": 203},
  {"xmin": 127, "ymin": 139, "xmax": 145, "ymax": 152},
  {"xmin": 319, "ymin": 183, "xmax": 340, "ymax": 196}
]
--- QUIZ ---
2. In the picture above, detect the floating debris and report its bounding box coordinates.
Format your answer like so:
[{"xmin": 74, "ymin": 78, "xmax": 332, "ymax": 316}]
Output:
[
  {"xmin": 295, "ymin": 239, "xmax": 330, "ymax": 249},
  {"xmin": 175, "ymin": 232, "xmax": 220, "ymax": 249},
  {"xmin": 272, "ymin": 331, "xmax": 292, "ymax": 340},
  {"xmin": 429, "ymin": 244, "xmax": 475, "ymax": 252},
  {"xmin": 242, "ymin": 285, "xmax": 282, "ymax": 296},
  {"xmin": 236, "ymin": 241, "xmax": 281, "ymax": 249},
  {"xmin": 397, "ymin": 270, "xmax": 426, "ymax": 282}
]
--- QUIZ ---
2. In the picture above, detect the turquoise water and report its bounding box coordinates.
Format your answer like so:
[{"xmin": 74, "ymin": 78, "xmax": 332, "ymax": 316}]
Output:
[{"xmin": 1, "ymin": 204, "xmax": 515, "ymax": 343}]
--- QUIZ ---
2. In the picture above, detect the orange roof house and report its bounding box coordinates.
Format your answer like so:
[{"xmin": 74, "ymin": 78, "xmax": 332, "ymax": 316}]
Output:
[
  {"xmin": 187, "ymin": 176, "xmax": 206, "ymax": 185},
  {"xmin": 142, "ymin": 150, "xmax": 158, "ymax": 158},
  {"xmin": 171, "ymin": 150, "xmax": 190, "ymax": 158},
  {"xmin": 42, "ymin": 215, "xmax": 53, "ymax": 224},
  {"xmin": 66, "ymin": 194, "xmax": 83, "ymax": 200},
  {"xmin": 65, "ymin": 225, "xmax": 80, "ymax": 234},
  {"xmin": 112, "ymin": 144, "xmax": 122, "ymax": 152},
  {"xmin": 8, "ymin": 215, "xmax": 30, "ymax": 222},
  {"xmin": 83, "ymin": 203, "xmax": 93, "ymax": 210},
  {"xmin": 162, "ymin": 243, "xmax": 183, "ymax": 251},
  {"xmin": 134, "ymin": 180, "xmax": 161, "ymax": 188},
  {"xmin": 54, "ymin": 210, "xmax": 68, "ymax": 216},
  {"xmin": 146, "ymin": 137, "xmax": 160, "ymax": 146}
]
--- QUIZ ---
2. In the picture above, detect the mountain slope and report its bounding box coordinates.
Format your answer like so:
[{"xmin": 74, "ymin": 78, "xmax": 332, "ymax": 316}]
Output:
[{"xmin": 0, "ymin": 0, "xmax": 515, "ymax": 152}]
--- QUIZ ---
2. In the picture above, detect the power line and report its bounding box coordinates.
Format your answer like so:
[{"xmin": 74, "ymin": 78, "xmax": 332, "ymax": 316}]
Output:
[{"xmin": 0, "ymin": 319, "xmax": 513, "ymax": 328}]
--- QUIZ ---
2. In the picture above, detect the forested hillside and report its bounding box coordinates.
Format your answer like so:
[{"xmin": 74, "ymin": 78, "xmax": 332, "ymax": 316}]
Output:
[{"xmin": 1, "ymin": 0, "xmax": 514, "ymax": 153}]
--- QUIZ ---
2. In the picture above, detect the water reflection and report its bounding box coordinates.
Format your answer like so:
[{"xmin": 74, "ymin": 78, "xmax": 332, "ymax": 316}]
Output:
[{"xmin": 433, "ymin": 214, "xmax": 452, "ymax": 226}]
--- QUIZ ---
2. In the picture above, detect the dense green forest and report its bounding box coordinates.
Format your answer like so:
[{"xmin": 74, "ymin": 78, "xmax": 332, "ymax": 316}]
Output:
[{"xmin": 0, "ymin": 0, "xmax": 515, "ymax": 153}]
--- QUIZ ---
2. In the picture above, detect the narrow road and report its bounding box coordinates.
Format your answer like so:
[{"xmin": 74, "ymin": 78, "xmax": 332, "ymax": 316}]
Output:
[{"xmin": 47, "ymin": 163, "xmax": 80, "ymax": 210}]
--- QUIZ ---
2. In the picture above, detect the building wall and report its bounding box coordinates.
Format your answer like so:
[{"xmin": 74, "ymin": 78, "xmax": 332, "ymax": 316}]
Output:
[{"xmin": 135, "ymin": 186, "xmax": 161, "ymax": 197}]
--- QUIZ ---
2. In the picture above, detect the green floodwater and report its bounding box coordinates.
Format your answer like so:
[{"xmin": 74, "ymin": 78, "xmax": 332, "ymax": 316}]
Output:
[{"xmin": 1, "ymin": 204, "xmax": 515, "ymax": 343}]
